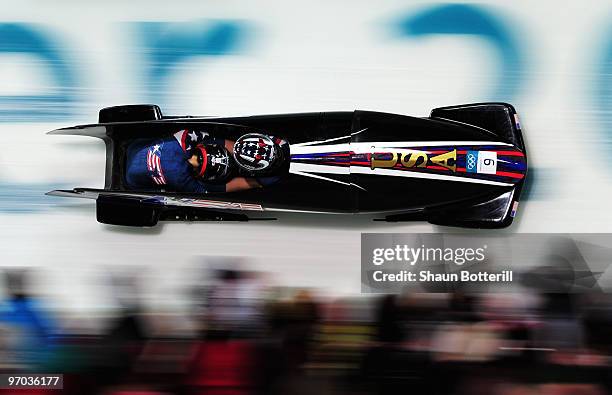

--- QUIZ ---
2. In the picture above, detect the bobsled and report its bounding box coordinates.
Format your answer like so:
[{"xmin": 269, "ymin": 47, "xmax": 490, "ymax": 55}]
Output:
[{"xmin": 48, "ymin": 103, "xmax": 527, "ymax": 228}]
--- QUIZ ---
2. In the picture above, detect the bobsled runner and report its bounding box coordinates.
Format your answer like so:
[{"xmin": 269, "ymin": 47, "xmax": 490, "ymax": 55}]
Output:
[{"xmin": 47, "ymin": 103, "xmax": 527, "ymax": 228}]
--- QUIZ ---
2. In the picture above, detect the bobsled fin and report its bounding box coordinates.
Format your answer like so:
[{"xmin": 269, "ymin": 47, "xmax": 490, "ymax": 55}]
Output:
[
  {"xmin": 47, "ymin": 188, "xmax": 155, "ymax": 200},
  {"xmin": 47, "ymin": 125, "xmax": 108, "ymax": 138},
  {"xmin": 425, "ymin": 189, "xmax": 519, "ymax": 229},
  {"xmin": 46, "ymin": 189, "xmax": 99, "ymax": 199},
  {"xmin": 430, "ymin": 103, "xmax": 524, "ymax": 149}
]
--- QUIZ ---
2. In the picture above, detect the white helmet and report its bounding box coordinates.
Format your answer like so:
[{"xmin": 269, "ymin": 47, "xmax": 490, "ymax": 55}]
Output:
[{"xmin": 232, "ymin": 133, "xmax": 281, "ymax": 173}]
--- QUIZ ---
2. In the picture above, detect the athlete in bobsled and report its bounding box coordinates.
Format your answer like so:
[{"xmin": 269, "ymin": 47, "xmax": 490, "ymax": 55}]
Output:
[{"xmin": 125, "ymin": 130, "xmax": 285, "ymax": 193}]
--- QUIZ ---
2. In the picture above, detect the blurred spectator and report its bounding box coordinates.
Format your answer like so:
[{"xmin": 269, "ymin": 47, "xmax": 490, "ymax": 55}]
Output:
[
  {"xmin": 532, "ymin": 293, "xmax": 584, "ymax": 353},
  {"xmin": 0, "ymin": 262, "xmax": 609, "ymax": 394},
  {"xmin": 374, "ymin": 295, "xmax": 403, "ymax": 344},
  {"xmin": 0, "ymin": 269, "xmax": 57, "ymax": 371},
  {"xmin": 205, "ymin": 269, "xmax": 266, "ymax": 340},
  {"xmin": 94, "ymin": 272, "xmax": 149, "ymax": 392}
]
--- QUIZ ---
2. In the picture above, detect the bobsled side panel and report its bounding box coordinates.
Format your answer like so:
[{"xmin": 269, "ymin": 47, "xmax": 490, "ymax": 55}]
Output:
[
  {"xmin": 430, "ymin": 103, "xmax": 525, "ymax": 150},
  {"xmin": 351, "ymin": 110, "xmax": 498, "ymax": 143},
  {"xmin": 425, "ymin": 185, "xmax": 522, "ymax": 228},
  {"xmin": 99, "ymin": 104, "xmax": 162, "ymax": 123},
  {"xmin": 96, "ymin": 195, "xmax": 161, "ymax": 226}
]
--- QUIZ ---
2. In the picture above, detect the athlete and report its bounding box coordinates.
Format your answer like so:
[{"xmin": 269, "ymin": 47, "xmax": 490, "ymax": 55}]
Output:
[{"xmin": 125, "ymin": 129, "xmax": 276, "ymax": 193}]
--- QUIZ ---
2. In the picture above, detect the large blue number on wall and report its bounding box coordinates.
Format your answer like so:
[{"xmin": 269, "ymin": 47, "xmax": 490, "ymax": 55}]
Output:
[
  {"xmin": 597, "ymin": 30, "xmax": 612, "ymax": 156},
  {"xmin": 395, "ymin": 4, "xmax": 524, "ymax": 101},
  {"xmin": 0, "ymin": 23, "xmax": 76, "ymax": 121},
  {"xmin": 136, "ymin": 20, "xmax": 250, "ymax": 109}
]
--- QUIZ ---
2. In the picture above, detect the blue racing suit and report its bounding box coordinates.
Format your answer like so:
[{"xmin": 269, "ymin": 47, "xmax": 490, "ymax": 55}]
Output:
[{"xmin": 125, "ymin": 129, "xmax": 226, "ymax": 193}]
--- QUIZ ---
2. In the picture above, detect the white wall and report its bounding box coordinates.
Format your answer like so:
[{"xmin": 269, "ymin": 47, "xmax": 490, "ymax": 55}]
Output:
[{"xmin": 0, "ymin": 0, "xmax": 610, "ymax": 313}]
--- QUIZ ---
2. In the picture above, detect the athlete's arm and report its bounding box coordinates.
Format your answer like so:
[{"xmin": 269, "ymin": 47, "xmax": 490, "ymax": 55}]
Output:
[
  {"xmin": 184, "ymin": 177, "xmax": 259, "ymax": 194},
  {"xmin": 224, "ymin": 139, "xmax": 235, "ymax": 153},
  {"xmin": 185, "ymin": 177, "xmax": 261, "ymax": 193},
  {"xmin": 225, "ymin": 177, "xmax": 261, "ymax": 192}
]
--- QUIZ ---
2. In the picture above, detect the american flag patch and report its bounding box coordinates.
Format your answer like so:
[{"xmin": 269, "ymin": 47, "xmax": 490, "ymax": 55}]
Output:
[
  {"xmin": 147, "ymin": 147, "xmax": 166, "ymax": 185},
  {"xmin": 514, "ymin": 114, "xmax": 521, "ymax": 130},
  {"xmin": 511, "ymin": 201, "xmax": 519, "ymax": 217},
  {"xmin": 165, "ymin": 198, "xmax": 263, "ymax": 211},
  {"xmin": 174, "ymin": 129, "xmax": 210, "ymax": 151}
]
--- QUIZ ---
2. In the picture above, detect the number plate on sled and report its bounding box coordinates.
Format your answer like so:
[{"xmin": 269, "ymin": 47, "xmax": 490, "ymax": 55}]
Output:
[{"xmin": 466, "ymin": 151, "xmax": 497, "ymax": 174}]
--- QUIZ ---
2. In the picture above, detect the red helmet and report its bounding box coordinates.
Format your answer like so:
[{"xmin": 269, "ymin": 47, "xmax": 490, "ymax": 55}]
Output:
[{"xmin": 193, "ymin": 145, "xmax": 208, "ymax": 178}]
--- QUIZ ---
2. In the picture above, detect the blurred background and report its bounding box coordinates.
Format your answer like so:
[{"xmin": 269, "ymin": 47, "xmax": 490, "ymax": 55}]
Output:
[
  {"xmin": 1, "ymin": 0, "xmax": 612, "ymax": 393},
  {"xmin": 0, "ymin": 260, "xmax": 612, "ymax": 394}
]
